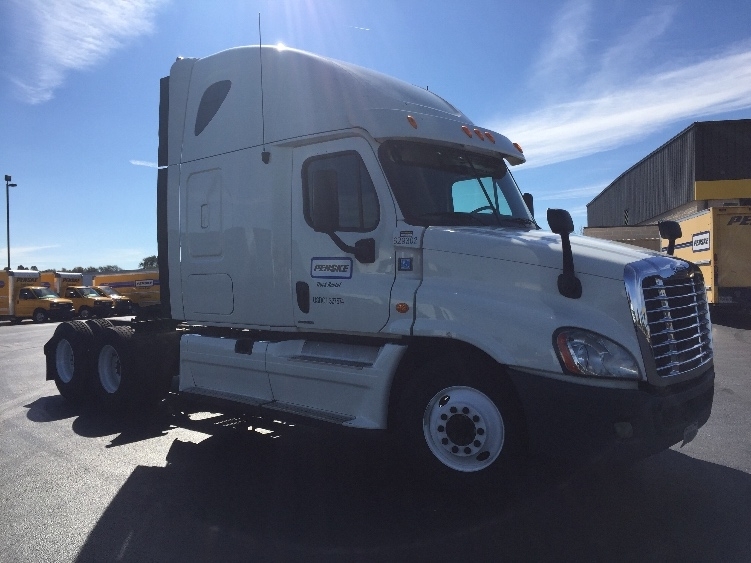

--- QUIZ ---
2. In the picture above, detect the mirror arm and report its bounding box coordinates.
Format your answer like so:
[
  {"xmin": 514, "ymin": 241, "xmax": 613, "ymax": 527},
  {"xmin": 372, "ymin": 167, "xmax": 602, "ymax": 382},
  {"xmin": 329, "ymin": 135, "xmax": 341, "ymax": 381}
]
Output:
[
  {"xmin": 326, "ymin": 233, "xmax": 375, "ymax": 264},
  {"xmin": 557, "ymin": 231, "xmax": 582, "ymax": 299}
]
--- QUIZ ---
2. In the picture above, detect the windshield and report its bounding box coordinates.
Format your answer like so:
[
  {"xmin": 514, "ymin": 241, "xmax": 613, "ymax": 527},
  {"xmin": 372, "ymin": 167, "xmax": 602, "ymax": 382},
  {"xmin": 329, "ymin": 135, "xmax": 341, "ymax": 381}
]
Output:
[
  {"xmin": 78, "ymin": 287, "xmax": 100, "ymax": 297},
  {"xmin": 94, "ymin": 286, "xmax": 120, "ymax": 297},
  {"xmin": 378, "ymin": 140, "xmax": 536, "ymax": 228},
  {"xmin": 32, "ymin": 288, "xmax": 59, "ymax": 299}
]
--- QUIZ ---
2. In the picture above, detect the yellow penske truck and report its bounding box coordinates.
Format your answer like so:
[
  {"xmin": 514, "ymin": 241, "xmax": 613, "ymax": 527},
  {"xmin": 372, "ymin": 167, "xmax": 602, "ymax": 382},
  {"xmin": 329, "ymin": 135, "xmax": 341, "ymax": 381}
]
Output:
[
  {"xmin": 40, "ymin": 272, "xmax": 115, "ymax": 319},
  {"xmin": 91, "ymin": 286, "xmax": 133, "ymax": 316},
  {"xmin": 42, "ymin": 46, "xmax": 715, "ymax": 484},
  {"xmin": 666, "ymin": 206, "xmax": 751, "ymax": 311},
  {"xmin": 0, "ymin": 270, "xmax": 75, "ymax": 323},
  {"xmin": 92, "ymin": 270, "xmax": 160, "ymax": 312}
]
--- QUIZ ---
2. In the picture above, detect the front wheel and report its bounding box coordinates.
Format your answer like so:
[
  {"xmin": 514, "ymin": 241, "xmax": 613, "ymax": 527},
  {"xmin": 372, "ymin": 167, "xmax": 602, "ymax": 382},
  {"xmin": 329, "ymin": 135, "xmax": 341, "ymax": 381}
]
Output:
[
  {"xmin": 393, "ymin": 355, "xmax": 525, "ymax": 482},
  {"xmin": 78, "ymin": 306, "xmax": 92, "ymax": 320},
  {"xmin": 422, "ymin": 386, "xmax": 506, "ymax": 472},
  {"xmin": 33, "ymin": 309, "xmax": 48, "ymax": 323}
]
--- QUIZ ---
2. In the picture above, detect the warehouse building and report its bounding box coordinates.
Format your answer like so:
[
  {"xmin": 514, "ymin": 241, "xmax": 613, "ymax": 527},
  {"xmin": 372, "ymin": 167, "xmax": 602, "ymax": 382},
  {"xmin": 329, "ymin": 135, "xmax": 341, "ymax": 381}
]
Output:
[{"xmin": 586, "ymin": 119, "xmax": 751, "ymax": 232}]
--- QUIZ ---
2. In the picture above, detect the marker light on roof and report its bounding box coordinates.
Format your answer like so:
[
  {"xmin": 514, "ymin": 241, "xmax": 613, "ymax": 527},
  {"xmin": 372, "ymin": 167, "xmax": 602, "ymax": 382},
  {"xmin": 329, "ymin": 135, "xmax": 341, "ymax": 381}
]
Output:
[
  {"xmin": 513, "ymin": 142, "xmax": 524, "ymax": 153},
  {"xmin": 473, "ymin": 128, "xmax": 485, "ymax": 140},
  {"xmin": 485, "ymin": 132, "xmax": 496, "ymax": 143},
  {"xmin": 461, "ymin": 125, "xmax": 472, "ymax": 138},
  {"xmin": 407, "ymin": 115, "xmax": 418, "ymax": 129}
]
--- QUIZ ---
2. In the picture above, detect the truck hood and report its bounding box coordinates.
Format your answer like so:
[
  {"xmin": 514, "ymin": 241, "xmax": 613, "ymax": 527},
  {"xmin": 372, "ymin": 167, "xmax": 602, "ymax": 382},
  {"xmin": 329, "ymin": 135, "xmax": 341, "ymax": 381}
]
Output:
[{"xmin": 422, "ymin": 226, "xmax": 661, "ymax": 281}]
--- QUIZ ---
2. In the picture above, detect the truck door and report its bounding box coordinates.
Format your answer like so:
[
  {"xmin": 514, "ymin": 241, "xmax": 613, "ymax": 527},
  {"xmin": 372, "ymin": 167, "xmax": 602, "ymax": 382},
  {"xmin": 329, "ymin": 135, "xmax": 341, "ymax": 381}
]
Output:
[
  {"xmin": 16, "ymin": 288, "xmax": 35, "ymax": 318},
  {"xmin": 291, "ymin": 138, "xmax": 396, "ymax": 332}
]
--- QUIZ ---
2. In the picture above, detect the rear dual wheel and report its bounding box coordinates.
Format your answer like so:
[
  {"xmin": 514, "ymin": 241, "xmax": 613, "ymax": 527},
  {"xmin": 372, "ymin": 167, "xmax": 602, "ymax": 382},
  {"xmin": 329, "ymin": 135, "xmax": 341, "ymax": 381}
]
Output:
[{"xmin": 48, "ymin": 321, "xmax": 94, "ymax": 404}]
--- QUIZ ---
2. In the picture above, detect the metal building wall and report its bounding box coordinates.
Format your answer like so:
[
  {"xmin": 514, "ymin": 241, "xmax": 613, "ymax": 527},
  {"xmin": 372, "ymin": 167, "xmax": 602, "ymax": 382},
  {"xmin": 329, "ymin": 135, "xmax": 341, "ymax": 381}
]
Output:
[
  {"xmin": 587, "ymin": 124, "xmax": 696, "ymax": 227},
  {"xmin": 695, "ymin": 120, "xmax": 751, "ymax": 181},
  {"xmin": 587, "ymin": 120, "xmax": 751, "ymax": 228}
]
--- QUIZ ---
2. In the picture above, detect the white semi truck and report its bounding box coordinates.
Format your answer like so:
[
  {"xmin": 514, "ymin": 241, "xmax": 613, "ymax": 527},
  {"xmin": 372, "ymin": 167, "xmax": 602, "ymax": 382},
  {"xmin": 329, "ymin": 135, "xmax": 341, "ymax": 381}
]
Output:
[{"xmin": 44, "ymin": 46, "xmax": 714, "ymax": 480}]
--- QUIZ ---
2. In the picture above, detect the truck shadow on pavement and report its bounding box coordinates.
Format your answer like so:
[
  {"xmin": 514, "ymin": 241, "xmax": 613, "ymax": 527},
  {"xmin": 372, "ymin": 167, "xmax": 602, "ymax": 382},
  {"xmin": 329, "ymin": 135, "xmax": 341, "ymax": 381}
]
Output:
[{"xmin": 21, "ymin": 399, "xmax": 747, "ymax": 562}]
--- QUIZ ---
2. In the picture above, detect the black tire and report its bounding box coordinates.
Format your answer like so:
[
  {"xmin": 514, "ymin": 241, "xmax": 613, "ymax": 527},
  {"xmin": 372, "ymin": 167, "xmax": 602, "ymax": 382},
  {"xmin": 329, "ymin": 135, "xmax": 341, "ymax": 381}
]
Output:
[
  {"xmin": 78, "ymin": 306, "xmax": 92, "ymax": 320},
  {"xmin": 392, "ymin": 353, "xmax": 525, "ymax": 484},
  {"xmin": 92, "ymin": 326, "xmax": 138, "ymax": 411},
  {"xmin": 32, "ymin": 308, "xmax": 48, "ymax": 323},
  {"xmin": 47, "ymin": 321, "xmax": 94, "ymax": 404},
  {"xmin": 85, "ymin": 318, "xmax": 114, "ymax": 343}
]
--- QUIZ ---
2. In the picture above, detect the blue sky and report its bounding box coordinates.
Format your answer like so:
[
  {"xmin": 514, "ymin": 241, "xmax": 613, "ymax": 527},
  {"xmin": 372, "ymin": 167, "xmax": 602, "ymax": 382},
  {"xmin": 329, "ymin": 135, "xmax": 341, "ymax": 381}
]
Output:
[{"xmin": 1, "ymin": 0, "xmax": 750, "ymax": 270}]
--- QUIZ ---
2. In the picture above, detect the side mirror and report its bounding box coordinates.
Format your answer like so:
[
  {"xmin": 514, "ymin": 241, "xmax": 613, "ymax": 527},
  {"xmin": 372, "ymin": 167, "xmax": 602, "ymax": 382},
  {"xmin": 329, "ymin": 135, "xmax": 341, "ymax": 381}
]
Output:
[
  {"xmin": 547, "ymin": 208, "xmax": 574, "ymax": 235},
  {"xmin": 547, "ymin": 208, "xmax": 581, "ymax": 299},
  {"xmin": 658, "ymin": 220, "xmax": 682, "ymax": 256},
  {"xmin": 310, "ymin": 169, "xmax": 339, "ymax": 233},
  {"xmin": 354, "ymin": 238, "xmax": 376, "ymax": 264},
  {"xmin": 522, "ymin": 193, "xmax": 534, "ymax": 218}
]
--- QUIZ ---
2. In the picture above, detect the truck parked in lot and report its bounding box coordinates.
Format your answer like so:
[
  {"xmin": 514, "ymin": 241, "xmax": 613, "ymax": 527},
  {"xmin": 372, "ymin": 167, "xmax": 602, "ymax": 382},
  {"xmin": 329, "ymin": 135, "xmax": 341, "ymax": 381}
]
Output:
[
  {"xmin": 1, "ymin": 270, "xmax": 74, "ymax": 323},
  {"xmin": 664, "ymin": 206, "xmax": 751, "ymax": 312},
  {"xmin": 586, "ymin": 206, "xmax": 751, "ymax": 312},
  {"xmin": 44, "ymin": 46, "xmax": 714, "ymax": 482},
  {"xmin": 40, "ymin": 272, "xmax": 114, "ymax": 319},
  {"xmin": 91, "ymin": 286, "xmax": 133, "ymax": 316},
  {"xmin": 92, "ymin": 270, "xmax": 160, "ymax": 312}
]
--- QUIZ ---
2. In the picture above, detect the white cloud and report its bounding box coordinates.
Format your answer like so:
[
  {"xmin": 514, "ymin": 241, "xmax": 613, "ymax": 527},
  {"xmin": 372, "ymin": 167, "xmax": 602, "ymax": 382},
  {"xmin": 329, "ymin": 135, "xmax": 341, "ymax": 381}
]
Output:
[
  {"xmin": 492, "ymin": 0, "xmax": 751, "ymax": 169},
  {"xmin": 530, "ymin": 0, "xmax": 592, "ymax": 93},
  {"xmin": 534, "ymin": 184, "xmax": 606, "ymax": 201},
  {"xmin": 9, "ymin": 0, "xmax": 167, "ymax": 104},
  {"xmin": 497, "ymin": 47, "xmax": 751, "ymax": 168},
  {"xmin": 130, "ymin": 160, "xmax": 158, "ymax": 168}
]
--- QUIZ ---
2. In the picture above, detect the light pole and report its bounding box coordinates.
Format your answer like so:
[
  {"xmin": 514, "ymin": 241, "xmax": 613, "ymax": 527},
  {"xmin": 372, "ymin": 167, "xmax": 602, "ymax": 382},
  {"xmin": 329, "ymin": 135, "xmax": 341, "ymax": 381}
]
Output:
[{"xmin": 5, "ymin": 175, "xmax": 17, "ymax": 271}]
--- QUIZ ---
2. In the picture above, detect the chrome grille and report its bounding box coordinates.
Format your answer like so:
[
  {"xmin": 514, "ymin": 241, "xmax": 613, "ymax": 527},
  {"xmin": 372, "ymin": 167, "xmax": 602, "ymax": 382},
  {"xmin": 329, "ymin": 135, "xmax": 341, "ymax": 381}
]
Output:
[{"xmin": 642, "ymin": 272, "xmax": 713, "ymax": 377}]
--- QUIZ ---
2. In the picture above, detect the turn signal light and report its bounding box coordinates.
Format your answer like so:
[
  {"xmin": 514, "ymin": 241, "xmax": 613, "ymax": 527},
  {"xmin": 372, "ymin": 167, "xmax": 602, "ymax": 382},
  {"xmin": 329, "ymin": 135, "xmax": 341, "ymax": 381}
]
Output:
[
  {"xmin": 395, "ymin": 302, "xmax": 410, "ymax": 314},
  {"xmin": 407, "ymin": 115, "xmax": 418, "ymax": 129},
  {"xmin": 513, "ymin": 142, "xmax": 524, "ymax": 153},
  {"xmin": 461, "ymin": 125, "xmax": 472, "ymax": 138}
]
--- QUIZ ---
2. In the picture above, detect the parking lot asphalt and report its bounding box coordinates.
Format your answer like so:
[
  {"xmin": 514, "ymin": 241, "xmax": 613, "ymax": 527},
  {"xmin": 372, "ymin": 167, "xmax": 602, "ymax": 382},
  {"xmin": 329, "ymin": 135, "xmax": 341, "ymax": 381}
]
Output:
[{"xmin": 0, "ymin": 313, "xmax": 749, "ymax": 562}]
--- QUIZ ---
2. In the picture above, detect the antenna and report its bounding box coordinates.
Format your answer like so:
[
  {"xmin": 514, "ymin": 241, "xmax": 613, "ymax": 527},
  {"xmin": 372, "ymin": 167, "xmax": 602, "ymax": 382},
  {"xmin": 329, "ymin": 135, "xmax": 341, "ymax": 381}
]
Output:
[{"xmin": 259, "ymin": 13, "xmax": 270, "ymax": 164}]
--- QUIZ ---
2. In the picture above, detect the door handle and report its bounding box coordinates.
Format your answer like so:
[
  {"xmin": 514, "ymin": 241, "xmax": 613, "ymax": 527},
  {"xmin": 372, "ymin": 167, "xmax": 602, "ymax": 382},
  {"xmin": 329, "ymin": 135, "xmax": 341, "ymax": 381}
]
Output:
[{"xmin": 296, "ymin": 281, "xmax": 310, "ymax": 314}]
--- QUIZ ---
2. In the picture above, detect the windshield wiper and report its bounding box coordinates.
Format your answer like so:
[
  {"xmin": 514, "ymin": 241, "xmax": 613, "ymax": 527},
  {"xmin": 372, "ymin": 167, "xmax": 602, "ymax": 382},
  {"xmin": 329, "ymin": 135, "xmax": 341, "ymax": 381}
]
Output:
[{"xmin": 504, "ymin": 217, "xmax": 536, "ymax": 225}]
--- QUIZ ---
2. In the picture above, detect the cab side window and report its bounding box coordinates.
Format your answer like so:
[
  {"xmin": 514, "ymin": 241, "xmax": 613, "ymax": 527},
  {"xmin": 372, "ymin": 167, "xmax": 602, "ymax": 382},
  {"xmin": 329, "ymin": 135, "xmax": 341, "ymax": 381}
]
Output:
[
  {"xmin": 19, "ymin": 288, "xmax": 33, "ymax": 299},
  {"xmin": 65, "ymin": 289, "xmax": 76, "ymax": 298},
  {"xmin": 303, "ymin": 151, "xmax": 380, "ymax": 232}
]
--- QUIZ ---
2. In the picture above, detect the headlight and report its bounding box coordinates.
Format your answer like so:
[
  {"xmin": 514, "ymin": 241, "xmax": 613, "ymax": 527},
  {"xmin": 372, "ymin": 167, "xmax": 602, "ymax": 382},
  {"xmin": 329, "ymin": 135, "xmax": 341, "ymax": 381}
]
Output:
[{"xmin": 554, "ymin": 328, "xmax": 641, "ymax": 380}]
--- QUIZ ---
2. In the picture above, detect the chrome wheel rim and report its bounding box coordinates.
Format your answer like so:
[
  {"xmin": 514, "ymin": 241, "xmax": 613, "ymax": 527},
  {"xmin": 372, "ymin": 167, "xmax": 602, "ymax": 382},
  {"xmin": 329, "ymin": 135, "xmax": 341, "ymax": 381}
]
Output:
[
  {"xmin": 55, "ymin": 339, "xmax": 75, "ymax": 384},
  {"xmin": 98, "ymin": 344, "xmax": 122, "ymax": 394},
  {"xmin": 423, "ymin": 386, "xmax": 504, "ymax": 472}
]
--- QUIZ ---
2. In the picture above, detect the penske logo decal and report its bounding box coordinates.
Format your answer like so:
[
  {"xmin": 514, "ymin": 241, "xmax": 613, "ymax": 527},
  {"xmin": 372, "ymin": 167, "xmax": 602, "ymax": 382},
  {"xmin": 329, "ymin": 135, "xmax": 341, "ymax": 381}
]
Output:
[
  {"xmin": 135, "ymin": 279, "xmax": 154, "ymax": 288},
  {"xmin": 310, "ymin": 257, "xmax": 353, "ymax": 279},
  {"xmin": 692, "ymin": 231, "xmax": 710, "ymax": 252}
]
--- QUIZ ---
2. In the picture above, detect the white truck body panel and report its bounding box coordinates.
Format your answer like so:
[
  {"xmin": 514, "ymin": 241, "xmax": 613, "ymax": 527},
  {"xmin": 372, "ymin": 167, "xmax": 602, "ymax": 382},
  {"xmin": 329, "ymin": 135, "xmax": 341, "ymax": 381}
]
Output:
[{"xmin": 152, "ymin": 46, "xmax": 714, "ymax": 461}]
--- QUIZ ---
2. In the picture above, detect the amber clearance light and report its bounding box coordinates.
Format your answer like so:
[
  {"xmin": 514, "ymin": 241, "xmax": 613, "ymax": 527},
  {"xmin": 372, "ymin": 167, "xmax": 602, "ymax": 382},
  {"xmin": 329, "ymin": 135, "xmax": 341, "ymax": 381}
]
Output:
[{"xmin": 395, "ymin": 302, "xmax": 410, "ymax": 314}]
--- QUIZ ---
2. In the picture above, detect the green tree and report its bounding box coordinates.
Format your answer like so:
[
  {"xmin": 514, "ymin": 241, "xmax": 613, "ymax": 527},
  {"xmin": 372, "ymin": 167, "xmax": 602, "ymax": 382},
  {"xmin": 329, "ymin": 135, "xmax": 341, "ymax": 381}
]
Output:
[
  {"xmin": 139, "ymin": 255, "xmax": 158, "ymax": 269},
  {"xmin": 98, "ymin": 265, "xmax": 123, "ymax": 273}
]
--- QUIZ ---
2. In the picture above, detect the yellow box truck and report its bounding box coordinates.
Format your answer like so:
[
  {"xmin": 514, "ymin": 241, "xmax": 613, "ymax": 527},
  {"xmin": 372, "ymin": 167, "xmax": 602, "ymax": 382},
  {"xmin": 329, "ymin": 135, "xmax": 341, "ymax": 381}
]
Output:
[
  {"xmin": 0, "ymin": 270, "xmax": 75, "ymax": 323},
  {"xmin": 92, "ymin": 270, "xmax": 160, "ymax": 311},
  {"xmin": 667, "ymin": 206, "xmax": 751, "ymax": 310},
  {"xmin": 40, "ymin": 272, "xmax": 115, "ymax": 319}
]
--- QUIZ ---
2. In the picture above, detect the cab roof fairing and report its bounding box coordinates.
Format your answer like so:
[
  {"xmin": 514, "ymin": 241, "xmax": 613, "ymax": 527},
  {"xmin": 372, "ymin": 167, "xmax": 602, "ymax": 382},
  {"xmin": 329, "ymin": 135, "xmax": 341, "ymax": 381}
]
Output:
[{"xmin": 171, "ymin": 46, "xmax": 525, "ymax": 165}]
